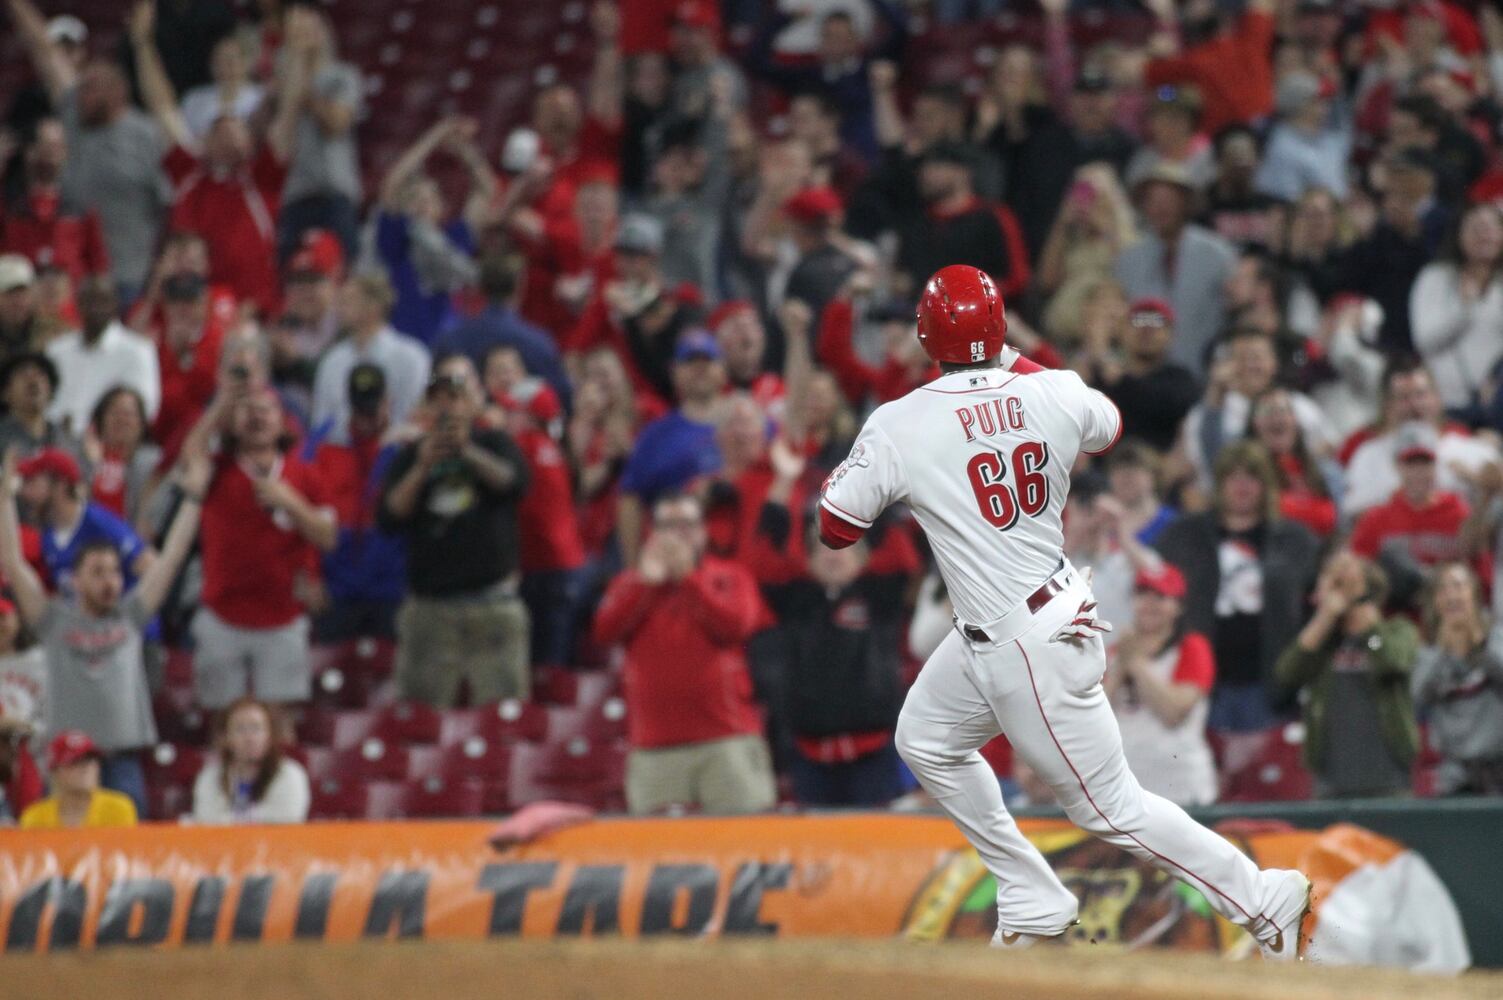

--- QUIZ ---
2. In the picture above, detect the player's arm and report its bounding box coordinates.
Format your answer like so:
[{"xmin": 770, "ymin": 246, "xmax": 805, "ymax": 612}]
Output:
[
  {"xmin": 1066, "ymin": 371, "xmax": 1123, "ymax": 456},
  {"xmin": 818, "ymin": 419, "xmax": 906, "ymax": 550}
]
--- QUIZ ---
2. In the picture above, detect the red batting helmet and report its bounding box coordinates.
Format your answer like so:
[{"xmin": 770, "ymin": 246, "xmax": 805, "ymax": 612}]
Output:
[{"xmin": 915, "ymin": 265, "xmax": 1007, "ymax": 364}]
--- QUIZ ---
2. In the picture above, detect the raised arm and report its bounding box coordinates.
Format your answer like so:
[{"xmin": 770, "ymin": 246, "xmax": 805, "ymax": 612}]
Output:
[
  {"xmin": 128, "ymin": 1, "xmax": 192, "ymax": 150},
  {"xmin": 6, "ymin": 0, "xmax": 76, "ymax": 103},
  {"xmin": 378, "ymin": 118, "xmax": 455, "ymax": 211},
  {"xmin": 266, "ymin": 18, "xmax": 311, "ymax": 162},
  {"xmin": 586, "ymin": 1, "xmax": 623, "ymax": 129},
  {"xmin": 0, "ymin": 450, "xmax": 48, "ymax": 629},
  {"xmin": 778, "ymin": 297, "xmax": 815, "ymax": 441},
  {"xmin": 133, "ymin": 451, "xmax": 210, "ymax": 616},
  {"xmin": 445, "ymin": 119, "xmax": 499, "ymax": 233},
  {"xmin": 869, "ymin": 61, "xmax": 905, "ymax": 151}
]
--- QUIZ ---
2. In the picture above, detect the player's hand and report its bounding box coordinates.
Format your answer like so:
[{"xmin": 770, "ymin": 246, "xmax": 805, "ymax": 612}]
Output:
[{"xmin": 1049, "ymin": 598, "xmax": 1113, "ymax": 645}]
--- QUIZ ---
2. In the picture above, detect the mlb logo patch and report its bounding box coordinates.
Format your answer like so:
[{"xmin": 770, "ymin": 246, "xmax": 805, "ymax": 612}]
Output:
[{"xmin": 969, "ymin": 376, "xmax": 988, "ymax": 388}]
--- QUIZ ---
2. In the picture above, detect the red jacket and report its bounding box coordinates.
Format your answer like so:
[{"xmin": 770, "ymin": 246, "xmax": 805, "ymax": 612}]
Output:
[{"xmin": 594, "ymin": 556, "xmax": 765, "ymax": 749}]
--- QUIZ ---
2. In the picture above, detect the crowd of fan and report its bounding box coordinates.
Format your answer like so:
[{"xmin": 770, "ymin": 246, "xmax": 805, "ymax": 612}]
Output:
[{"xmin": 3, "ymin": 0, "xmax": 1503, "ymax": 829}]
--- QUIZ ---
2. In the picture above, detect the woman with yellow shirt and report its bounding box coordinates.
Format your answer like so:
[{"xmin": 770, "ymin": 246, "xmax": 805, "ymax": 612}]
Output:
[{"xmin": 20, "ymin": 731, "xmax": 138, "ymax": 829}]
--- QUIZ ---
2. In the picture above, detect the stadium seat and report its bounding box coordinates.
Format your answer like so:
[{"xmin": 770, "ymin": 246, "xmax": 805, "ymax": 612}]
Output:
[
  {"xmin": 362, "ymin": 780, "xmax": 408, "ymax": 820},
  {"xmin": 438, "ymin": 700, "xmax": 549, "ymax": 747},
  {"xmin": 331, "ymin": 738, "xmax": 411, "ymax": 783},
  {"xmin": 153, "ymin": 688, "xmax": 209, "ymax": 746},
  {"xmin": 401, "ymin": 777, "xmax": 487, "ymax": 818},
  {"xmin": 407, "ymin": 737, "xmax": 511, "ymax": 783},
  {"xmin": 1215, "ymin": 724, "xmax": 1314, "ymax": 803},
  {"xmin": 544, "ymin": 699, "xmax": 628, "ymax": 744},
  {"xmin": 370, "ymin": 700, "xmax": 439, "ymax": 744},
  {"xmin": 309, "ymin": 778, "xmax": 369, "ymax": 820},
  {"xmin": 508, "ymin": 737, "xmax": 627, "ymax": 811},
  {"xmin": 144, "ymin": 742, "xmax": 206, "ymax": 789},
  {"xmin": 147, "ymin": 783, "xmax": 192, "ymax": 821}
]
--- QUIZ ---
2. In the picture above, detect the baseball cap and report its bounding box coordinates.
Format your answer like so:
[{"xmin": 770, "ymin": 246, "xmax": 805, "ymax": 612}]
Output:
[
  {"xmin": 920, "ymin": 141, "xmax": 981, "ymax": 172},
  {"xmin": 706, "ymin": 299, "xmax": 755, "ymax": 332},
  {"xmin": 1133, "ymin": 161, "xmax": 1196, "ymax": 195},
  {"xmin": 671, "ymin": 0, "xmax": 720, "ymax": 31},
  {"xmin": 425, "ymin": 370, "xmax": 470, "ymax": 397},
  {"xmin": 1388, "ymin": 146, "xmax": 1438, "ymax": 178},
  {"xmin": 615, "ymin": 213, "xmax": 665, "ymax": 256},
  {"xmin": 1134, "ymin": 563, "xmax": 1187, "ymax": 599},
  {"xmin": 162, "ymin": 271, "xmax": 207, "ymax": 302},
  {"xmin": 1149, "ymin": 84, "xmax": 1202, "ymax": 122},
  {"xmin": 0, "ymin": 254, "xmax": 36, "ymax": 293},
  {"xmin": 286, "ymin": 229, "xmax": 344, "ymax": 282},
  {"xmin": 674, "ymin": 329, "xmax": 722, "ymax": 364},
  {"xmin": 47, "ymin": 729, "xmax": 101, "ymax": 771},
  {"xmin": 1074, "ymin": 66, "xmax": 1112, "ymax": 93},
  {"xmin": 781, "ymin": 186, "xmax": 844, "ymax": 225},
  {"xmin": 1129, "ymin": 298, "xmax": 1176, "ymax": 327},
  {"xmin": 1275, "ymin": 71, "xmax": 1327, "ymax": 117},
  {"xmin": 46, "ymin": 14, "xmax": 87, "ymax": 46},
  {"xmin": 18, "ymin": 448, "xmax": 83, "ymax": 486},
  {"xmin": 347, "ymin": 362, "xmax": 387, "ymax": 417},
  {"xmin": 1394, "ymin": 421, "xmax": 1439, "ymax": 462}
]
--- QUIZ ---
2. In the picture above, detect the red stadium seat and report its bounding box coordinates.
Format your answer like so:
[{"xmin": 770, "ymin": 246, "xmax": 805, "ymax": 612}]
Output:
[
  {"xmin": 380, "ymin": 701, "xmax": 441, "ymax": 744},
  {"xmin": 309, "ymin": 778, "xmax": 369, "ymax": 820},
  {"xmin": 144, "ymin": 743, "xmax": 206, "ymax": 789},
  {"xmin": 401, "ymin": 777, "xmax": 487, "ymax": 818},
  {"xmin": 147, "ymin": 783, "xmax": 192, "ymax": 821},
  {"xmin": 438, "ymin": 700, "xmax": 549, "ymax": 747},
  {"xmin": 331, "ymin": 739, "xmax": 411, "ymax": 783},
  {"xmin": 363, "ymin": 780, "xmax": 407, "ymax": 820},
  {"xmin": 544, "ymin": 700, "xmax": 628, "ymax": 744},
  {"xmin": 407, "ymin": 737, "xmax": 511, "ymax": 783},
  {"xmin": 508, "ymin": 737, "xmax": 627, "ymax": 811},
  {"xmin": 1215, "ymin": 724, "xmax": 1314, "ymax": 803}
]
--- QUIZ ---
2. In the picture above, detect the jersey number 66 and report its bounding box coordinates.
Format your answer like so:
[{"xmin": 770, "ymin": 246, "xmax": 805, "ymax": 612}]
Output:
[{"xmin": 966, "ymin": 442, "xmax": 1050, "ymax": 530}]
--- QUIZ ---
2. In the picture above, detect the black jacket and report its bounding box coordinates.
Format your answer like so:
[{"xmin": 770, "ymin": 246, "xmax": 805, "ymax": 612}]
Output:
[
  {"xmin": 765, "ymin": 574, "xmax": 906, "ymax": 738},
  {"xmin": 1155, "ymin": 512, "xmax": 1321, "ymax": 692}
]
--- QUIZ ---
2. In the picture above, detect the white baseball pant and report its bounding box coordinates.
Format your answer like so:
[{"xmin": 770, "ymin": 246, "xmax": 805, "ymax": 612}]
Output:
[{"xmin": 895, "ymin": 564, "xmax": 1300, "ymax": 942}]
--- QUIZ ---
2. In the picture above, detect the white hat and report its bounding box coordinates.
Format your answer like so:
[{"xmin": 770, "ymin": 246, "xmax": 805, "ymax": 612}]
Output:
[
  {"xmin": 0, "ymin": 255, "xmax": 36, "ymax": 293},
  {"xmin": 46, "ymin": 15, "xmax": 88, "ymax": 46}
]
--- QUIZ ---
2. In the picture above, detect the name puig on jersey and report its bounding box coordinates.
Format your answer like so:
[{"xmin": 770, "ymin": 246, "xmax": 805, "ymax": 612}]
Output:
[{"xmin": 956, "ymin": 396, "xmax": 1028, "ymax": 442}]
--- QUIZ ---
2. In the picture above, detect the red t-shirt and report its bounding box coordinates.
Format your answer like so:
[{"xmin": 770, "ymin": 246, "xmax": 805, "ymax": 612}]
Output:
[
  {"xmin": 199, "ymin": 454, "xmax": 329, "ymax": 628},
  {"xmin": 89, "ymin": 448, "xmax": 131, "ymax": 518},
  {"xmin": 164, "ymin": 145, "xmax": 287, "ymax": 317},
  {"xmin": 0, "ymin": 189, "xmax": 109, "ymax": 282},
  {"xmin": 153, "ymin": 320, "xmax": 226, "ymax": 465},
  {"xmin": 594, "ymin": 556, "xmax": 765, "ymax": 749},
  {"xmin": 1145, "ymin": 11, "xmax": 1276, "ymax": 131},
  {"xmin": 514, "ymin": 426, "xmax": 586, "ymax": 573},
  {"xmin": 1170, "ymin": 632, "xmax": 1217, "ymax": 693},
  {"xmin": 1349, "ymin": 490, "xmax": 1472, "ymax": 568}
]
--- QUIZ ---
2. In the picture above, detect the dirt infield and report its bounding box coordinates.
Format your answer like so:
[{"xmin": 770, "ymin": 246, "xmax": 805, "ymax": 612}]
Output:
[{"xmin": 4, "ymin": 939, "xmax": 1501, "ymax": 1000}]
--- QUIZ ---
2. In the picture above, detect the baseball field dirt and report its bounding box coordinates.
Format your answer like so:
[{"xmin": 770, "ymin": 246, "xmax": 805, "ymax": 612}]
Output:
[{"xmin": 4, "ymin": 938, "xmax": 1501, "ymax": 1000}]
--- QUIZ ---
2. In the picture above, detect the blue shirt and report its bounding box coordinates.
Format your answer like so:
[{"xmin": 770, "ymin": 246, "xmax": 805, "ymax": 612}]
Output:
[
  {"xmin": 1136, "ymin": 505, "xmax": 1179, "ymax": 546},
  {"xmin": 619, "ymin": 411, "xmax": 722, "ymax": 501},
  {"xmin": 433, "ymin": 305, "xmax": 571, "ymax": 410},
  {"xmin": 43, "ymin": 503, "xmax": 148, "ymax": 596},
  {"xmin": 375, "ymin": 211, "xmax": 474, "ymax": 345},
  {"xmin": 319, "ymin": 443, "xmax": 408, "ymax": 604}
]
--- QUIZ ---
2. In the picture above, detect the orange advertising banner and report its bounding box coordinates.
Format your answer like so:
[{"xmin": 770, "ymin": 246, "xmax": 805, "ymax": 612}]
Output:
[{"xmin": 0, "ymin": 815, "xmax": 1445, "ymax": 956}]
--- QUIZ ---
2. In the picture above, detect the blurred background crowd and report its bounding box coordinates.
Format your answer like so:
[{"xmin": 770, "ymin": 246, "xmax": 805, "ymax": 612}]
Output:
[{"xmin": 2, "ymin": 0, "xmax": 1503, "ymax": 830}]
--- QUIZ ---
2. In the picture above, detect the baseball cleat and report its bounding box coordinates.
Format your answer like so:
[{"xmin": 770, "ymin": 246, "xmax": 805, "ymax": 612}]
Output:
[
  {"xmin": 991, "ymin": 923, "xmax": 1073, "ymax": 950},
  {"xmin": 1258, "ymin": 872, "xmax": 1313, "ymax": 962}
]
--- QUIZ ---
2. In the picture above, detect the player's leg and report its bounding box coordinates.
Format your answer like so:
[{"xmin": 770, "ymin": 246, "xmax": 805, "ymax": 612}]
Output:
[
  {"xmin": 991, "ymin": 620, "xmax": 1308, "ymax": 949},
  {"xmin": 895, "ymin": 630, "xmax": 1079, "ymax": 937}
]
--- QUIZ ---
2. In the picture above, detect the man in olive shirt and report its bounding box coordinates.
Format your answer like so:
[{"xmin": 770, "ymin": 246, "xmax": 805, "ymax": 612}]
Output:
[{"xmin": 380, "ymin": 358, "xmax": 530, "ymax": 706}]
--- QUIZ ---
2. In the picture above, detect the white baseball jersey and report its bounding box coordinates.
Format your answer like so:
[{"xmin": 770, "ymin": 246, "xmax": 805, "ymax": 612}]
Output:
[{"xmin": 820, "ymin": 367, "xmax": 1121, "ymax": 626}]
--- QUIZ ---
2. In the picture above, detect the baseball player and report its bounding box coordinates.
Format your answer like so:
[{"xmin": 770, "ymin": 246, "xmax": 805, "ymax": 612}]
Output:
[{"xmin": 818, "ymin": 265, "xmax": 1312, "ymax": 958}]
